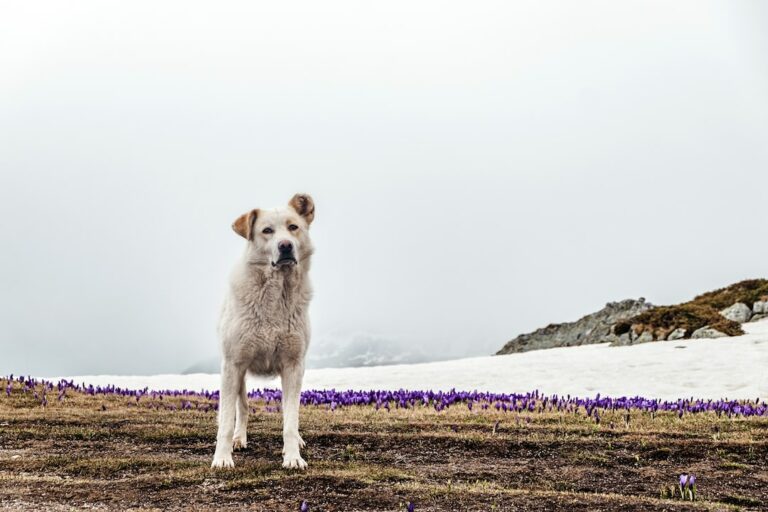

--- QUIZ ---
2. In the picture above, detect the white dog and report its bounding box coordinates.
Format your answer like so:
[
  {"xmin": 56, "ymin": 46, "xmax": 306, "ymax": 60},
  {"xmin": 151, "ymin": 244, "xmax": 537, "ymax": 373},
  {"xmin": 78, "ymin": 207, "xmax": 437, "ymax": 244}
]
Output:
[{"xmin": 212, "ymin": 193, "xmax": 315, "ymax": 470}]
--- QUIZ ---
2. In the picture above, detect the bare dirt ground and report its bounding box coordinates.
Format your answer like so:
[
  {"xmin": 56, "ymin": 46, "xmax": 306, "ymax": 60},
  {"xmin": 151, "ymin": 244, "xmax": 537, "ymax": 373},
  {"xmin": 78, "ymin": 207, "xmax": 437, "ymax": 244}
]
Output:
[{"xmin": 0, "ymin": 382, "xmax": 766, "ymax": 511}]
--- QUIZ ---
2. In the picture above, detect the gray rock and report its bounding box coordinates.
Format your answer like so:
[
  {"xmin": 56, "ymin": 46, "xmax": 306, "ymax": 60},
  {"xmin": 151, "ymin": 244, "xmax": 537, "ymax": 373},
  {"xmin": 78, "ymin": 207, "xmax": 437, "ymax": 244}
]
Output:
[
  {"xmin": 635, "ymin": 331, "xmax": 655, "ymax": 344},
  {"xmin": 750, "ymin": 313, "xmax": 767, "ymax": 323},
  {"xmin": 666, "ymin": 328, "xmax": 687, "ymax": 341},
  {"xmin": 690, "ymin": 326, "xmax": 728, "ymax": 339},
  {"xmin": 719, "ymin": 303, "xmax": 752, "ymax": 323},
  {"xmin": 610, "ymin": 332, "xmax": 633, "ymax": 346},
  {"xmin": 496, "ymin": 298, "xmax": 653, "ymax": 354},
  {"xmin": 753, "ymin": 301, "xmax": 767, "ymax": 315}
]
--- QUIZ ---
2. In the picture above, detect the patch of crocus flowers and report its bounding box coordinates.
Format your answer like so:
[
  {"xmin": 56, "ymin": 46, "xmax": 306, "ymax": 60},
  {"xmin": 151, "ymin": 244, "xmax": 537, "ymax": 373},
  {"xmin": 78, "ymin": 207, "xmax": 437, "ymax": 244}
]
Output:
[
  {"xmin": 660, "ymin": 474, "xmax": 697, "ymax": 501},
  {"xmin": 679, "ymin": 474, "xmax": 696, "ymax": 501},
  {"xmin": 1, "ymin": 374, "xmax": 765, "ymax": 420}
]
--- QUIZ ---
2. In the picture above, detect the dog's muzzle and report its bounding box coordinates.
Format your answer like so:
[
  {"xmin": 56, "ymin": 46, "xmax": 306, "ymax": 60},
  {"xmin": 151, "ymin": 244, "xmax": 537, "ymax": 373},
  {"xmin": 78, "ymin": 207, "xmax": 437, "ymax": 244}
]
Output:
[
  {"xmin": 273, "ymin": 240, "xmax": 298, "ymax": 267},
  {"xmin": 272, "ymin": 255, "xmax": 297, "ymax": 267}
]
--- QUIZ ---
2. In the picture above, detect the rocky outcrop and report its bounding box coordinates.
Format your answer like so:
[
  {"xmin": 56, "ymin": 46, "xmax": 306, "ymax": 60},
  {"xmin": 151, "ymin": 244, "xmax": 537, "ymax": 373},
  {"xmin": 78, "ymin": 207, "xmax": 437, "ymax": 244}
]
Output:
[
  {"xmin": 612, "ymin": 300, "xmax": 758, "ymax": 346},
  {"xmin": 496, "ymin": 298, "xmax": 652, "ymax": 355},
  {"xmin": 719, "ymin": 303, "xmax": 752, "ymax": 323}
]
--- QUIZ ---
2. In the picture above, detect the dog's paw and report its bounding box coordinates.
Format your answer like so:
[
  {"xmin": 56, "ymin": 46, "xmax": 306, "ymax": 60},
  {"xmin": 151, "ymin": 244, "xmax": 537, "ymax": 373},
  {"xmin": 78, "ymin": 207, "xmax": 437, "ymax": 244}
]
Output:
[
  {"xmin": 297, "ymin": 434, "xmax": 306, "ymax": 449},
  {"xmin": 282, "ymin": 453, "xmax": 308, "ymax": 470},
  {"xmin": 232, "ymin": 434, "xmax": 247, "ymax": 450},
  {"xmin": 211, "ymin": 453, "xmax": 235, "ymax": 469}
]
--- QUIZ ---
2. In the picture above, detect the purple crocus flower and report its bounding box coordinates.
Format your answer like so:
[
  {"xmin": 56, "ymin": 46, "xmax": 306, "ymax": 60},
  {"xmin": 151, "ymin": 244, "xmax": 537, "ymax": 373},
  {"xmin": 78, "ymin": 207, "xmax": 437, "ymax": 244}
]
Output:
[
  {"xmin": 679, "ymin": 474, "xmax": 688, "ymax": 487},
  {"xmin": 299, "ymin": 500, "xmax": 309, "ymax": 512},
  {"xmin": 2, "ymin": 375, "xmax": 767, "ymax": 420},
  {"xmin": 406, "ymin": 501, "xmax": 415, "ymax": 512},
  {"xmin": 687, "ymin": 474, "xmax": 697, "ymax": 501}
]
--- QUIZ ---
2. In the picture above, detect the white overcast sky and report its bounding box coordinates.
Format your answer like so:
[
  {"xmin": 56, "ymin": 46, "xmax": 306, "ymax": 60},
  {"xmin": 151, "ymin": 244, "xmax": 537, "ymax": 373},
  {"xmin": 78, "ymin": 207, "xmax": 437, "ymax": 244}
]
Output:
[{"xmin": 1, "ymin": 1, "xmax": 767, "ymax": 375}]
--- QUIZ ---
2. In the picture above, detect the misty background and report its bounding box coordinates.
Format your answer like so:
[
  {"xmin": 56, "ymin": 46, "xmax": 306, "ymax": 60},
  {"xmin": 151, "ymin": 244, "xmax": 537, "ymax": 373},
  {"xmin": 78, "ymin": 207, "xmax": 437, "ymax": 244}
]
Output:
[{"xmin": 1, "ymin": 1, "xmax": 767, "ymax": 376}]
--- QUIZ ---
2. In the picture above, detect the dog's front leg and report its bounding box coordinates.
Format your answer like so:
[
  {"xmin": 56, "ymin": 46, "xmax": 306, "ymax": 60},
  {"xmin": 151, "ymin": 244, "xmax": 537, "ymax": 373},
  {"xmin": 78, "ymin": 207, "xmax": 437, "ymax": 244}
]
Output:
[
  {"xmin": 233, "ymin": 377, "xmax": 249, "ymax": 450},
  {"xmin": 280, "ymin": 362, "xmax": 307, "ymax": 469},
  {"xmin": 212, "ymin": 361, "xmax": 243, "ymax": 469}
]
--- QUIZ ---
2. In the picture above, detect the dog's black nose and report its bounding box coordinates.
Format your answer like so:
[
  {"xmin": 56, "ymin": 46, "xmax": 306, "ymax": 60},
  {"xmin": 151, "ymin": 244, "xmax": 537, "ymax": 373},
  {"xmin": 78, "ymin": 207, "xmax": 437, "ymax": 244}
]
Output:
[{"xmin": 278, "ymin": 240, "xmax": 293, "ymax": 254}]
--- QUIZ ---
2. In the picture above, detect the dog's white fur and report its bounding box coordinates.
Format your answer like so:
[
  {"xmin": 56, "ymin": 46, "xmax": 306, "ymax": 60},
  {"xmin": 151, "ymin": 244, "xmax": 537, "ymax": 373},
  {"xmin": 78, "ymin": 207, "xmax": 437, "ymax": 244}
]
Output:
[{"xmin": 212, "ymin": 194, "xmax": 315, "ymax": 470}]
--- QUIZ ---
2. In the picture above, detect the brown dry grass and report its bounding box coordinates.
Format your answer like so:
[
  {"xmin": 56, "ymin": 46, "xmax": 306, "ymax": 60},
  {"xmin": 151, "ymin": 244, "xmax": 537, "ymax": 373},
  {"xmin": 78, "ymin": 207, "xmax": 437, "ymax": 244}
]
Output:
[
  {"xmin": 0, "ymin": 381, "xmax": 766, "ymax": 511},
  {"xmin": 614, "ymin": 279, "xmax": 768, "ymax": 339},
  {"xmin": 614, "ymin": 304, "xmax": 743, "ymax": 338}
]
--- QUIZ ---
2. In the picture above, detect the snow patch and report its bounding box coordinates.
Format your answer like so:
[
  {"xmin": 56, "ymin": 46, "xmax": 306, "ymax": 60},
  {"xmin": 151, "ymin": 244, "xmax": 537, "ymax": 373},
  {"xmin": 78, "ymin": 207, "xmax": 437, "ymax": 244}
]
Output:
[{"xmin": 57, "ymin": 319, "xmax": 768, "ymax": 401}]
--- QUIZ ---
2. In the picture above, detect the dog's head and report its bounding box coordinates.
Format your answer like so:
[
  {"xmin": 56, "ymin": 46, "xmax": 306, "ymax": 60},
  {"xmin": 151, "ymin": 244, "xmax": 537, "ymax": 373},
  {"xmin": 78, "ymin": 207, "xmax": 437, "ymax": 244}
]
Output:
[{"xmin": 232, "ymin": 194, "xmax": 315, "ymax": 269}]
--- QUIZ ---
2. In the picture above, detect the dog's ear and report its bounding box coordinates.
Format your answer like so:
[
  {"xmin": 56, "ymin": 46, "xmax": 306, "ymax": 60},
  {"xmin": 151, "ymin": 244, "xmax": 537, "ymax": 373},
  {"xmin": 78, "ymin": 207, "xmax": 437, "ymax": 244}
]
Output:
[
  {"xmin": 232, "ymin": 209, "xmax": 259, "ymax": 240},
  {"xmin": 289, "ymin": 194, "xmax": 315, "ymax": 225}
]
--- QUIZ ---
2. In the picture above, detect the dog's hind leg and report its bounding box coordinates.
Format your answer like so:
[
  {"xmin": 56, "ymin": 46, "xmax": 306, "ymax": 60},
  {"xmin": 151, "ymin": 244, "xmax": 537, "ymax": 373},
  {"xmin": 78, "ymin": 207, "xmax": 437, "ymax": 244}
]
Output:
[
  {"xmin": 280, "ymin": 362, "xmax": 307, "ymax": 470},
  {"xmin": 233, "ymin": 376, "xmax": 248, "ymax": 450},
  {"xmin": 212, "ymin": 361, "xmax": 244, "ymax": 469}
]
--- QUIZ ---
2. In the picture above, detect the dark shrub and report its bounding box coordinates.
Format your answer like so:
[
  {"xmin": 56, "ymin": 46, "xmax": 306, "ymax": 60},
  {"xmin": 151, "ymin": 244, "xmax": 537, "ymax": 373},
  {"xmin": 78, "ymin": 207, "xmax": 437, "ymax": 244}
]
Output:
[{"xmin": 613, "ymin": 322, "xmax": 632, "ymax": 336}]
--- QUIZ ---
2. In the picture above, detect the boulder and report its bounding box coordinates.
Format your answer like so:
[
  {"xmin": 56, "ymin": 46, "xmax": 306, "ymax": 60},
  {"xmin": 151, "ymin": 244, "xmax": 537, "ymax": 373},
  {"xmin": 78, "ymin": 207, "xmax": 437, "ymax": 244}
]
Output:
[
  {"xmin": 666, "ymin": 328, "xmax": 686, "ymax": 341},
  {"xmin": 635, "ymin": 331, "xmax": 654, "ymax": 344},
  {"xmin": 690, "ymin": 326, "xmax": 728, "ymax": 339},
  {"xmin": 719, "ymin": 303, "xmax": 752, "ymax": 323},
  {"xmin": 753, "ymin": 301, "xmax": 767, "ymax": 315}
]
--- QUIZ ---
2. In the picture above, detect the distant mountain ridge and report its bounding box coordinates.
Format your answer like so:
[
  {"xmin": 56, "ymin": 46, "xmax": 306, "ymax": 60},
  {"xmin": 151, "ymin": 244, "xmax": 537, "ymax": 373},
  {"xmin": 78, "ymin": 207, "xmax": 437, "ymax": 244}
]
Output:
[
  {"xmin": 496, "ymin": 298, "xmax": 652, "ymax": 355},
  {"xmin": 183, "ymin": 333, "xmax": 448, "ymax": 374}
]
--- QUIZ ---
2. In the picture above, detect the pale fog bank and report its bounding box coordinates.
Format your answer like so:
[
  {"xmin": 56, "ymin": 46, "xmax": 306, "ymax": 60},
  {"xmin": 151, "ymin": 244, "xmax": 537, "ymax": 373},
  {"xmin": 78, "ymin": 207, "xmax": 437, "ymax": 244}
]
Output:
[{"xmin": 183, "ymin": 331, "xmax": 494, "ymax": 374}]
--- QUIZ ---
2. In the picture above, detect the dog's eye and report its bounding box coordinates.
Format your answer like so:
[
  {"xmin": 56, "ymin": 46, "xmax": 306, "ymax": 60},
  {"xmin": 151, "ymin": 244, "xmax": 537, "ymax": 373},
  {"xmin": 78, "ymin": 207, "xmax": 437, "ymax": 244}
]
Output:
[
  {"xmin": 262, "ymin": 227, "xmax": 274, "ymax": 234},
  {"xmin": 288, "ymin": 224, "xmax": 299, "ymax": 232}
]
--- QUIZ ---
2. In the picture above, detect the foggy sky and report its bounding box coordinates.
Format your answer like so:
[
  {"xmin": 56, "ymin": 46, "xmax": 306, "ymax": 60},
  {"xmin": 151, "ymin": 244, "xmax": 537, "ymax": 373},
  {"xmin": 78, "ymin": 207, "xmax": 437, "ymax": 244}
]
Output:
[{"xmin": 1, "ymin": 1, "xmax": 767, "ymax": 376}]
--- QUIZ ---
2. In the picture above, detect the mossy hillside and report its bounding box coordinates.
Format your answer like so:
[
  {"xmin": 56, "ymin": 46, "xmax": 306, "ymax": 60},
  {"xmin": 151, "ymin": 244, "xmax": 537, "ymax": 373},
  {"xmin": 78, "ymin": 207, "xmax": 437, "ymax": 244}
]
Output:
[
  {"xmin": 692, "ymin": 279, "xmax": 768, "ymax": 310},
  {"xmin": 614, "ymin": 279, "xmax": 768, "ymax": 339}
]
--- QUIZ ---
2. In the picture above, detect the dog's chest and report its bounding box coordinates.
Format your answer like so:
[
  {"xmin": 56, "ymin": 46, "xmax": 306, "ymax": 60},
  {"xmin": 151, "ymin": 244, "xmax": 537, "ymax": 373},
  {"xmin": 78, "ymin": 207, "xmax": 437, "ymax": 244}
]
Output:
[
  {"xmin": 234, "ymin": 292, "xmax": 309, "ymax": 376},
  {"xmin": 220, "ymin": 267, "xmax": 311, "ymax": 375},
  {"xmin": 228, "ymin": 271, "xmax": 310, "ymax": 339}
]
